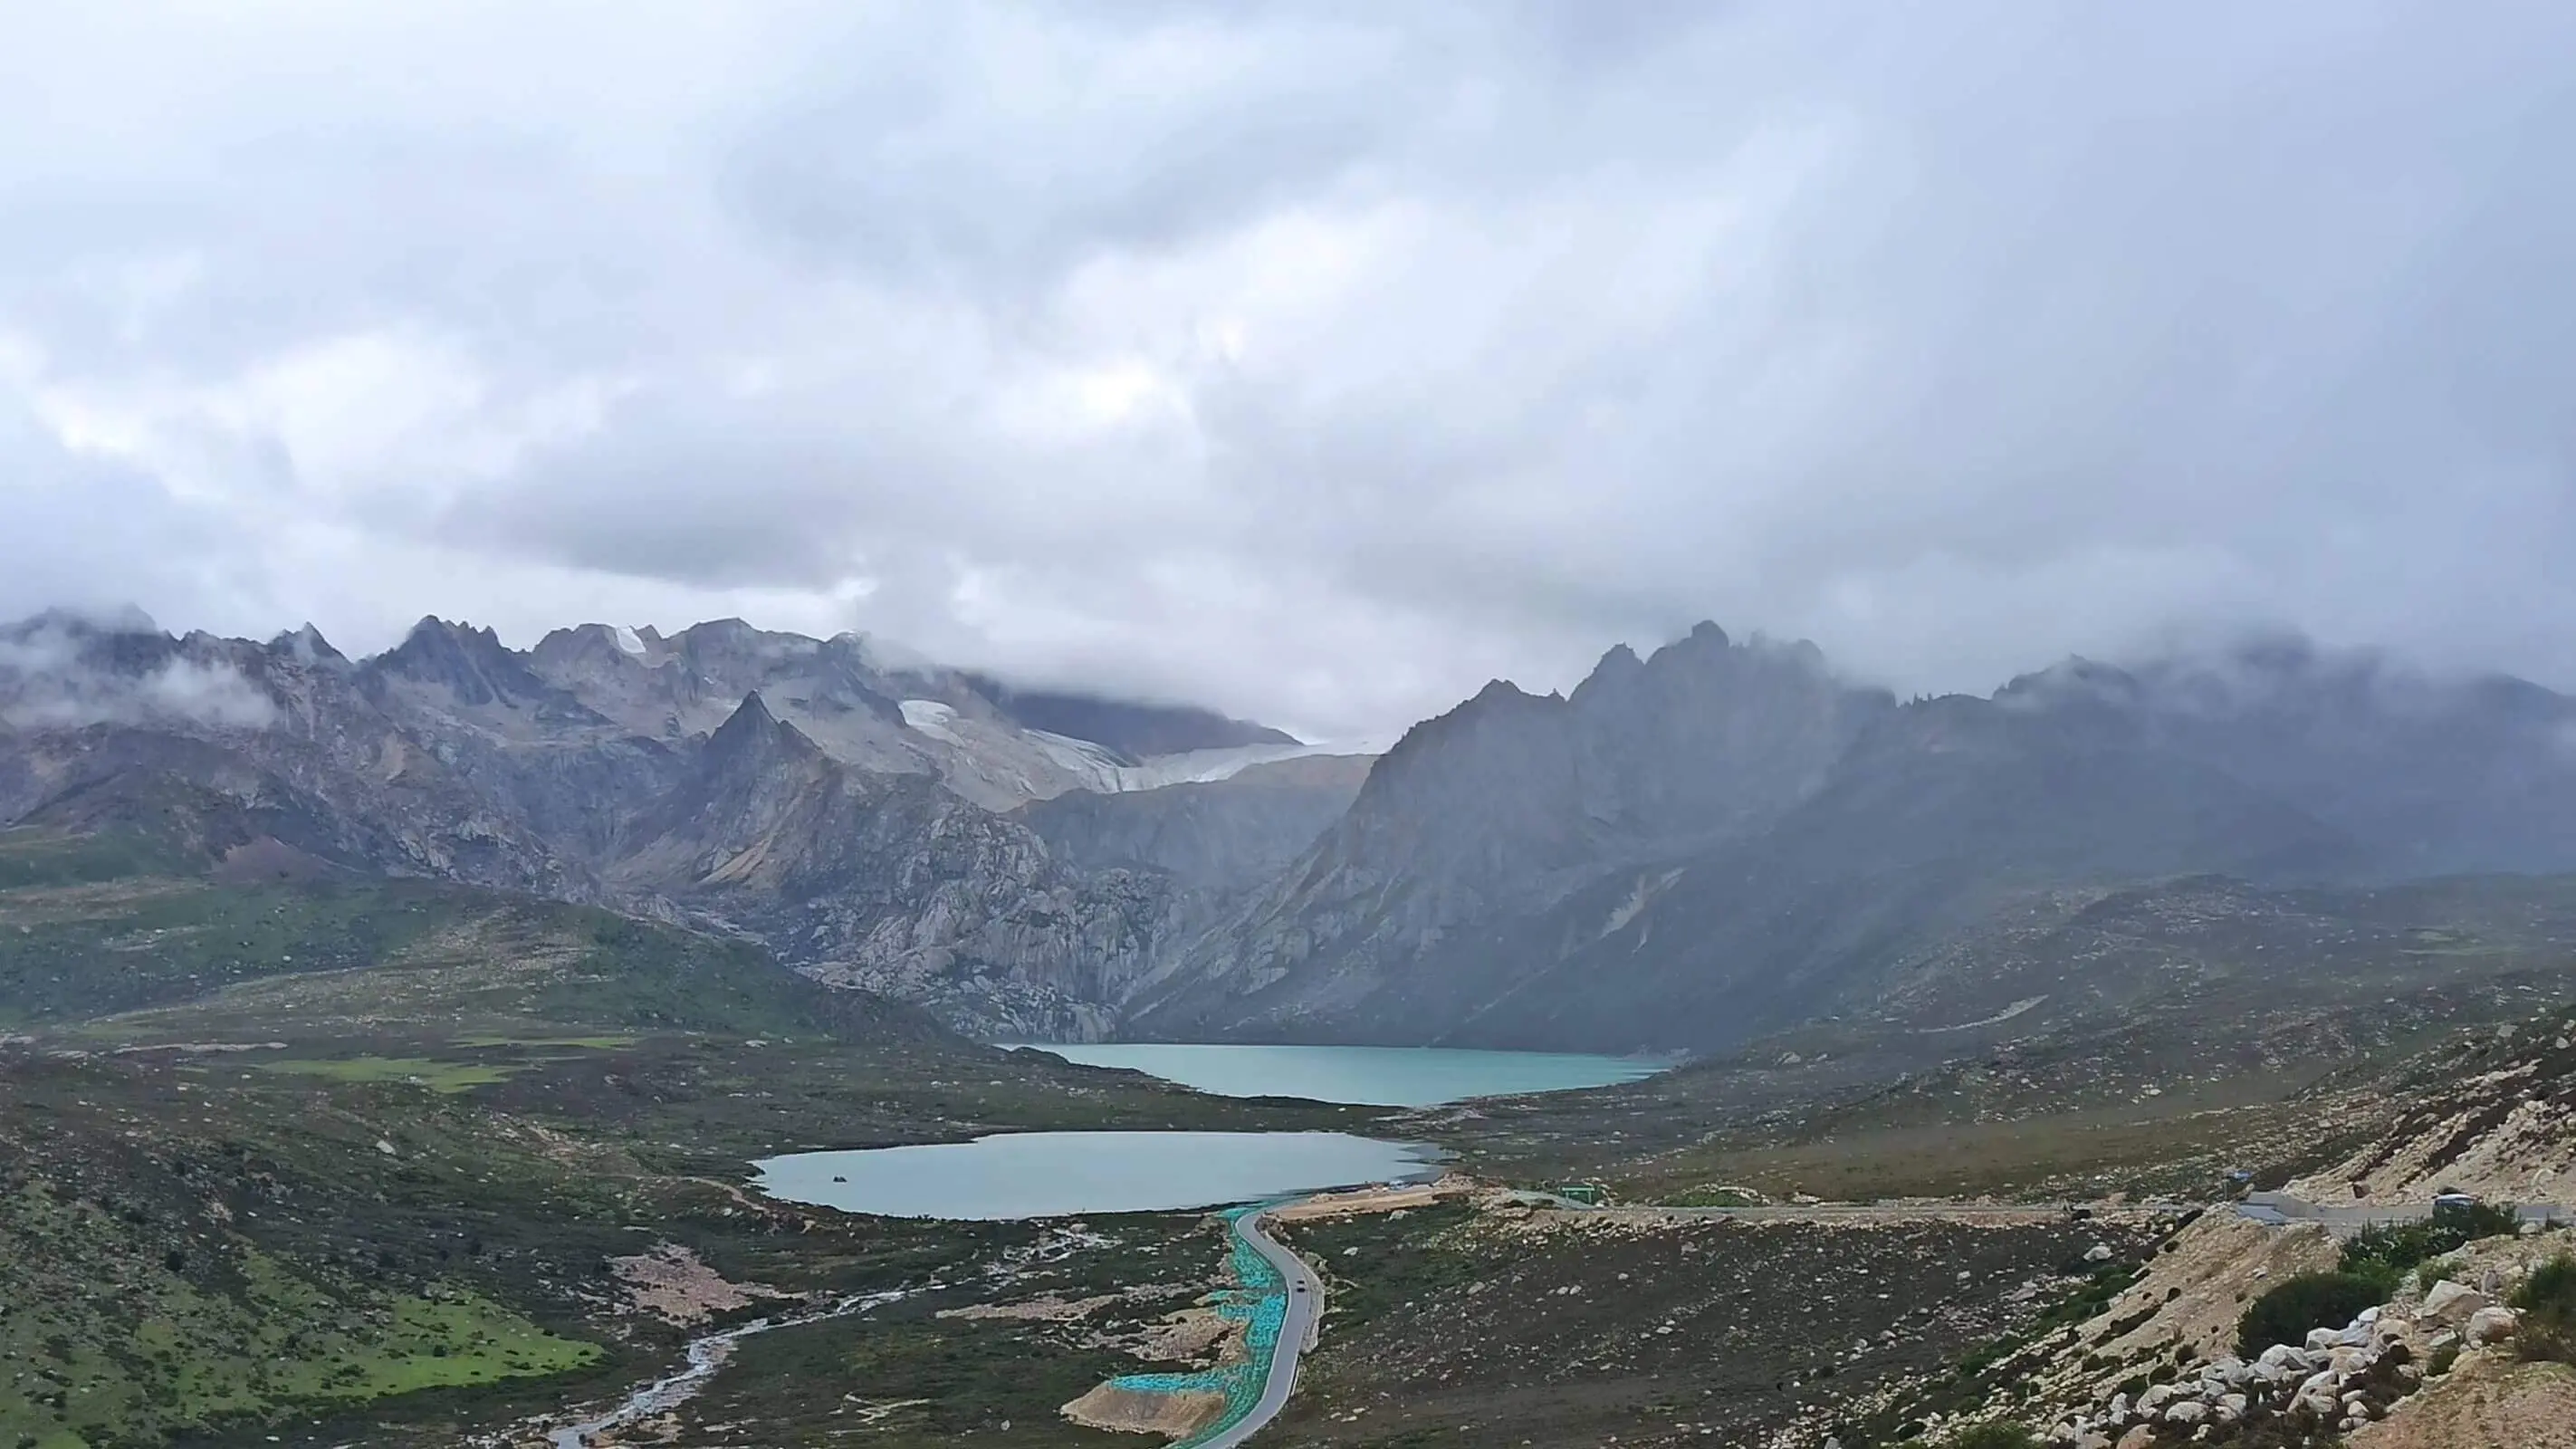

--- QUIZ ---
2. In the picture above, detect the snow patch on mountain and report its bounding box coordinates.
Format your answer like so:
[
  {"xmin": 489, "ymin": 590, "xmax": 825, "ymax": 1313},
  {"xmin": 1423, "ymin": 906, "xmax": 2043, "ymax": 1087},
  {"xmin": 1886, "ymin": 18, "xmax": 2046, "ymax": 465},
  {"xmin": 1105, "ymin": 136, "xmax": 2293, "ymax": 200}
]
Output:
[
  {"xmin": 1101, "ymin": 740, "xmax": 1382, "ymax": 792},
  {"xmin": 611, "ymin": 625, "xmax": 647, "ymax": 657},
  {"xmin": 899, "ymin": 699, "xmax": 963, "ymax": 744},
  {"xmin": 1024, "ymin": 730, "xmax": 1130, "ymax": 788}
]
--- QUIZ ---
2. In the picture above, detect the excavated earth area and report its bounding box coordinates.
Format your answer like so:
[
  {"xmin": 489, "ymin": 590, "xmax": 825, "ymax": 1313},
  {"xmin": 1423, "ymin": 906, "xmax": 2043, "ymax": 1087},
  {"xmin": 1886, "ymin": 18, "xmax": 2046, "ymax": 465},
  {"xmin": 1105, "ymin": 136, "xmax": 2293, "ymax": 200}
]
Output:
[{"xmin": 1061, "ymin": 1382, "xmax": 1231, "ymax": 1439}]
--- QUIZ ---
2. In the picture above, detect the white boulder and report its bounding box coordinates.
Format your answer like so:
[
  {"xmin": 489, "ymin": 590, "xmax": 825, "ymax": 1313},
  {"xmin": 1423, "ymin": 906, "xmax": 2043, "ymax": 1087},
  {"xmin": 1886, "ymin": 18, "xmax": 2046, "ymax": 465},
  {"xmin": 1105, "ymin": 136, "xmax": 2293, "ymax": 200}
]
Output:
[
  {"xmin": 2466, "ymin": 1305, "xmax": 2520, "ymax": 1346},
  {"xmin": 2423, "ymin": 1280, "xmax": 2491, "ymax": 1325}
]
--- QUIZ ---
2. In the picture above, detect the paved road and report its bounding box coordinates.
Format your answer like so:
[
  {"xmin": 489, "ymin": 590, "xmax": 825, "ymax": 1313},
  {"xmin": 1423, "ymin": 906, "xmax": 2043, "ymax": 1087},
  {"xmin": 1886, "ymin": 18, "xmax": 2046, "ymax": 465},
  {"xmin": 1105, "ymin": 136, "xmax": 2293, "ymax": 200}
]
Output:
[
  {"xmin": 1511, "ymin": 1190, "xmax": 2191, "ymax": 1223},
  {"xmin": 2236, "ymin": 1191, "xmax": 2575, "ymax": 1231},
  {"xmin": 1598, "ymin": 1202, "xmax": 2174, "ymax": 1223},
  {"xmin": 1197, "ymin": 1207, "xmax": 1325, "ymax": 1449},
  {"xmin": 1517, "ymin": 1190, "xmax": 2576, "ymax": 1231}
]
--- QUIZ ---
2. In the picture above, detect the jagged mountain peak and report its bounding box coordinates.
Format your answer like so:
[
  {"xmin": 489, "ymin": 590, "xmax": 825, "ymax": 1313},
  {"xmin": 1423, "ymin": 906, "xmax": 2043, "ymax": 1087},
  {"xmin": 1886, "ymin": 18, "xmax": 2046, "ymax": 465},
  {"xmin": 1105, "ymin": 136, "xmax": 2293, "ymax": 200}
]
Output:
[
  {"xmin": 701, "ymin": 690, "xmax": 828, "ymax": 772},
  {"xmin": 671, "ymin": 617, "xmax": 806, "ymax": 657},
  {"xmin": 265, "ymin": 623, "xmax": 346, "ymax": 666},
  {"xmin": 399, "ymin": 614, "xmax": 493, "ymax": 647},
  {"xmin": 531, "ymin": 622, "xmax": 670, "ymax": 671},
  {"xmin": 369, "ymin": 616, "xmax": 588, "ymax": 717},
  {"xmin": 716, "ymin": 687, "xmax": 778, "ymax": 736},
  {"xmin": 1591, "ymin": 641, "xmax": 1645, "ymax": 676},
  {"xmin": 1368, "ymin": 676, "xmax": 1563, "ymax": 774}
]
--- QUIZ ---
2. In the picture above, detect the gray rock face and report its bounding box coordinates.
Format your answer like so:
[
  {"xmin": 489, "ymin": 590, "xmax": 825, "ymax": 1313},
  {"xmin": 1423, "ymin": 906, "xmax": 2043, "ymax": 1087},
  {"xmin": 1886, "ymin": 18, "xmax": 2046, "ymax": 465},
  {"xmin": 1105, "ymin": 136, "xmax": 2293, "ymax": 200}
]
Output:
[
  {"xmin": 525, "ymin": 619, "xmax": 1319, "ymax": 810},
  {"xmin": 0, "ymin": 611, "xmax": 1289, "ymax": 1035},
  {"xmin": 608, "ymin": 693, "xmax": 1177, "ymax": 1038},
  {"xmin": 14, "ymin": 609, "xmax": 2576, "ymax": 1050},
  {"xmin": 2, "ymin": 616, "xmax": 616, "ymax": 899},
  {"xmin": 1128, "ymin": 628, "xmax": 2576, "ymax": 1051},
  {"xmin": 1131, "ymin": 627, "xmax": 1893, "ymax": 1041}
]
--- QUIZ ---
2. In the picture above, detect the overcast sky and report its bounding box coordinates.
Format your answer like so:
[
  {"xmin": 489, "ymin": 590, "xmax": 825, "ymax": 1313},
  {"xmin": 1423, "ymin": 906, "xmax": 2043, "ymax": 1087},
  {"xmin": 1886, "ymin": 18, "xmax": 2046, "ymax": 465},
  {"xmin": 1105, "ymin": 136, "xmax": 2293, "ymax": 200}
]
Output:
[{"xmin": 5, "ymin": 2, "xmax": 2573, "ymax": 738}]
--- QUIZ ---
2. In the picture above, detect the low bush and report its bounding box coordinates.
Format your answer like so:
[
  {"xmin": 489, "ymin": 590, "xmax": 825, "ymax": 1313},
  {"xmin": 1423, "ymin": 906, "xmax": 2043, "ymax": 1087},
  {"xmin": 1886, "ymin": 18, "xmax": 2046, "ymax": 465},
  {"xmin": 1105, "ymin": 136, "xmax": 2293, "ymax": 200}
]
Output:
[
  {"xmin": 2339, "ymin": 1200, "xmax": 2523, "ymax": 1289},
  {"xmin": 2236, "ymin": 1271, "xmax": 2389, "ymax": 1357},
  {"xmin": 2512, "ymin": 1253, "xmax": 2576, "ymax": 1365}
]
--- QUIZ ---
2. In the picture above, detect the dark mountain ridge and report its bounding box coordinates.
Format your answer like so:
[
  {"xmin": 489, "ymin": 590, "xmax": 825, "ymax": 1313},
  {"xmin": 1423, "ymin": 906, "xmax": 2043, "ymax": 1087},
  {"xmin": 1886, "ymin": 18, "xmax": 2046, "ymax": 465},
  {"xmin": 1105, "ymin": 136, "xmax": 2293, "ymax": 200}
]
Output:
[
  {"xmin": 0, "ymin": 612, "xmax": 1263, "ymax": 1037},
  {"xmin": 6, "ymin": 606, "xmax": 2573, "ymax": 1051},
  {"xmin": 1130, "ymin": 627, "xmax": 2576, "ymax": 1051}
]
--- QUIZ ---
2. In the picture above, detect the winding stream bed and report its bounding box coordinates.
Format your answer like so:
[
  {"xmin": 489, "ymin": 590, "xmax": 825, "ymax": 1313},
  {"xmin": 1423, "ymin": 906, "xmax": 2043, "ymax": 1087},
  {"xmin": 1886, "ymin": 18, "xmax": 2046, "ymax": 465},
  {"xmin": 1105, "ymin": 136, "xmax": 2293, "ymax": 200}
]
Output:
[
  {"xmin": 530, "ymin": 1226, "xmax": 1107, "ymax": 1447},
  {"xmin": 543, "ymin": 1287, "xmax": 911, "ymax": 1448}
]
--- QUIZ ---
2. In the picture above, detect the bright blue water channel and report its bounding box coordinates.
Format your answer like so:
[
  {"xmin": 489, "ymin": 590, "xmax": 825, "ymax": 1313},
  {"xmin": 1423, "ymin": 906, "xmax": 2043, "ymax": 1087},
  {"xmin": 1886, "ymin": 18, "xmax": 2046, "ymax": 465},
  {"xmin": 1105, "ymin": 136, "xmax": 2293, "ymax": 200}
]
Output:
[
  {"xmin": 749, "ymin": 1049, "xmax": 1661, "ymax": 1449},
  {"xmin": 1105, "ymin": 1204, "xmax": 1283, "ymax": 1445},
  {"xmin": 999, "ymin": 1041, "xmax": 1667, "ymax": 1106},
  {"xmin": 751, "ymin": 1130, "xmax": 1438, "ymax": 1220}
]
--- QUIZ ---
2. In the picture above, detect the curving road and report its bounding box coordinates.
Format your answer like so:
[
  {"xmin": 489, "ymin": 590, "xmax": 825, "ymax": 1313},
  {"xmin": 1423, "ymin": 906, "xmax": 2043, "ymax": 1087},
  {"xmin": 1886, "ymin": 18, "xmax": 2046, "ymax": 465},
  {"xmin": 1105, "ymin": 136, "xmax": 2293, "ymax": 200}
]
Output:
[
  {"xmin": 1197, "ymin": 1207, "xmax": 1326, "ymax": 1449},
  {"xmin": 1171, "ymin": 1189, "xmax": 2570, "ymax": 1449},
  {"xmin": 2235, "ymin": 1191, "xmax": 2573, "ymax": 1230},
  {"xmin": 1516, "ymin": 1189, "xmax": 2575, "ymax": 1232}
]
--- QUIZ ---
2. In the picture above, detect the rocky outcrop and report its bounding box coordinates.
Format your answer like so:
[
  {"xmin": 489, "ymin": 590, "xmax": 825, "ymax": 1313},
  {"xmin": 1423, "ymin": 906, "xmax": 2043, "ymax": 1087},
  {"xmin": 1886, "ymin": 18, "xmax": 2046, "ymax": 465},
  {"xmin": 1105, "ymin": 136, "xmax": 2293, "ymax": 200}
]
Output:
[
  {"xmin": 2292, "ymin": 1005, "xmax": 2576, "ymax": 1204},
  {"xmin": 2042, "ymin": 1310, "xmax": 2428, "ymax": 1445},
  {"xmin": 1, "ymin": 617, "xmax": 609, "ymax": 899},
  {"xmin": 1963, "ymin": 1145, "xmax": 2572, "ymax": 1449},
  {"xmin": 527, "ymin": 618, "xmax": 1316, "ymax": 810},
  {"xmin": 1131, "ymin": 626, "xmax": 1895, "ymax": 1043},
  {"xmin": 2035, "ymin": 1257, "xmax": 2562, "ymax": 1447},
  {"xmin": 611, "ymin": 695, "xmax": 1178, "ymax": 1038},
  {"xmin": 0, "ymin": 609, "xmax": 1342, "ymax": 1034},
  {"xmin": 14, "ymin": 609, "xmax": 2576, "ymax": 1049},
  {"xmin": 1125, "ymin": 625, "xmax": 2576, "ymax": 1051},
  {"xmin": 1129, "ymin": 629, "xmax": 2391, "ymax": 1050}
]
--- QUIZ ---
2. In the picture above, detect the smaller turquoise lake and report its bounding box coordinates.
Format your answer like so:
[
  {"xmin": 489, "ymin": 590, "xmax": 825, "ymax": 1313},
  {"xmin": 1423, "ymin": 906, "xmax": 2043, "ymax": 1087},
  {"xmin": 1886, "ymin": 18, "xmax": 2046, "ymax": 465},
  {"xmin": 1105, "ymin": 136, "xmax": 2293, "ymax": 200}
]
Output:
[
  {"xmin": 999, "ymin": 1042, "xmax": 1665, "ymax": 1106},
  {"xmin": 753, "ymin": 1131, "xmax": 1437, "ymax": 1220}
]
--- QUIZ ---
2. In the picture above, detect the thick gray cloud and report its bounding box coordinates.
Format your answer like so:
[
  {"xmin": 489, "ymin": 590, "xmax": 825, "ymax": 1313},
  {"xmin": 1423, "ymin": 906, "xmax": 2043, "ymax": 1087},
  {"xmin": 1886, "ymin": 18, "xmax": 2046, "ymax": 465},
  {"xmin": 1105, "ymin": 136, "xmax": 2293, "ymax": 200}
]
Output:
[{"xmin": 3, "ymin": 1, "xmax": 2572, "ymax": 738}]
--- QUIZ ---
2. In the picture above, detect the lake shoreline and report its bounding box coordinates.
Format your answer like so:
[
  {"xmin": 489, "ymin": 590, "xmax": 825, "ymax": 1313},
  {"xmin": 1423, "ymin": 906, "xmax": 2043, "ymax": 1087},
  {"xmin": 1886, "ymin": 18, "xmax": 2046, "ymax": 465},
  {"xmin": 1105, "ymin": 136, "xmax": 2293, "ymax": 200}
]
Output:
[
  {"xmin": 988, "ymin": 1041, "xmax": 1672, "ymax": 1107},
  {"xmin": 752, "ymin": 1129, "xmax": 1442, "ymax": 1221}
]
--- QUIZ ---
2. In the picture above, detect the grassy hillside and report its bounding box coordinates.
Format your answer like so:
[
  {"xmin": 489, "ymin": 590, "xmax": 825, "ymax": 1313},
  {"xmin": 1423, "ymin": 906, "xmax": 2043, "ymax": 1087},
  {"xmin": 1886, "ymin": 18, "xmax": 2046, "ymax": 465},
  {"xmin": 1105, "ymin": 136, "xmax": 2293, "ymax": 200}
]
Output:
[{"xmin": 0, "ymin": 828, "xmax": 1368, "ymax": 1446}]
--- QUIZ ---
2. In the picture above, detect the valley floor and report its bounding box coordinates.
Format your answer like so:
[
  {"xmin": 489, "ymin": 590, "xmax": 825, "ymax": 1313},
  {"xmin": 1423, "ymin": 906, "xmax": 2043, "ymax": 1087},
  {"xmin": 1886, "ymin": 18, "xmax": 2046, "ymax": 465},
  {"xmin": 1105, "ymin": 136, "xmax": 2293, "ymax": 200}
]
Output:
[{"xmin": 6, "ymin": 847, "xmax": 2576, "ymax": 1449}]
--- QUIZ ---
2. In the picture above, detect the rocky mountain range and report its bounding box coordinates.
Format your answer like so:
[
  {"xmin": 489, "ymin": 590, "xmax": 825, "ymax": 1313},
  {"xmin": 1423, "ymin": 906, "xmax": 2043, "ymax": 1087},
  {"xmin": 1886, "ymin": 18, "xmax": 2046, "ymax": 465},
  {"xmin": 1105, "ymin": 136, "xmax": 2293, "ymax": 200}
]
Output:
[
  {"xmin": 1124, "ymin": 626, "xmax": 2576, "ymax": 1051},
  {"xmin": 0, "ymin": 608, "xmax": 1360, "ymax": 1036},
  {"xmin": 5, "ymin": 607, "xmax": 2573, "ymax": 1051}
]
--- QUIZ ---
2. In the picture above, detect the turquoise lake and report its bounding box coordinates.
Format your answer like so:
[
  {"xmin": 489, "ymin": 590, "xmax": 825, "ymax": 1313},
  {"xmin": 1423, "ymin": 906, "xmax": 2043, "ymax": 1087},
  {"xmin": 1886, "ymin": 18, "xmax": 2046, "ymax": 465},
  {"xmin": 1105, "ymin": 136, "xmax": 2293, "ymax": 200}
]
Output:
[
  {"xmin": 999, "ymin": 1041, "xmax": 1667, "ymax": 1106},
  {"xmin": 752, "ymin": 1130, "xmax": 1439, "ymax": 1220}
]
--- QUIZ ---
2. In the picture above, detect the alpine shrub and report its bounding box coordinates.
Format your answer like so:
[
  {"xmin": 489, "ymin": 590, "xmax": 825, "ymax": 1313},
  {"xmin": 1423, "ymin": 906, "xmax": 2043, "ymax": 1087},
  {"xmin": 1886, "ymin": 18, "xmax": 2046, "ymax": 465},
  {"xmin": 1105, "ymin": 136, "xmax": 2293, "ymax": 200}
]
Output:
[
  {"xmin": 2236, "ymin": 1271, "xmax": 2387, "ymax": 1357},
  {"xmin": 2513, "ymin": 1253, "xmax": 2576, "ymax": 1365},
  {"xmin": 2339, "ymin": 1200, "xmax": 2523, "ymax": 1288}
]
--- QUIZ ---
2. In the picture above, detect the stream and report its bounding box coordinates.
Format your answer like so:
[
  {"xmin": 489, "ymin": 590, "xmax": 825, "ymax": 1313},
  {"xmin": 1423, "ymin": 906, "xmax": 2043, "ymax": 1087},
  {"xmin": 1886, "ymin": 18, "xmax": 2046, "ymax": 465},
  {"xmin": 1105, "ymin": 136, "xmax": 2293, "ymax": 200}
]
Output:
[
  {"xmin": 530, "ymin": 1225, "xmax": 1107, "ymax": 1447},
  {"xmin": 541, "ymin": 1286, "xmax": 912, "ymax": 1448}
]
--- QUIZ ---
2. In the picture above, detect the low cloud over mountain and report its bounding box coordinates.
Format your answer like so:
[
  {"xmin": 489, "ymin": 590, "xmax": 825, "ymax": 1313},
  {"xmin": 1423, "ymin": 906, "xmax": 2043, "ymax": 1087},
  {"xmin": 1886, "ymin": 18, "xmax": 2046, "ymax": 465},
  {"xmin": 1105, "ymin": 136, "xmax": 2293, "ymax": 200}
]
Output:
[
  {"xmin": 0, "ymin": 612, "xmax": 277, "ymax": 731},
  {"xmin": 4, "ymin": 4, "xmax": 2574, "ymax": 736}
]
